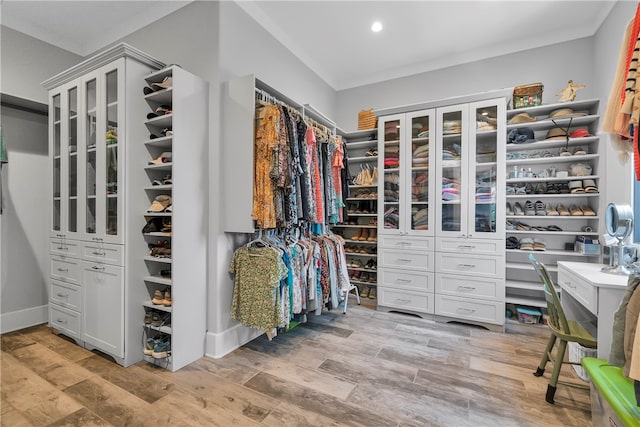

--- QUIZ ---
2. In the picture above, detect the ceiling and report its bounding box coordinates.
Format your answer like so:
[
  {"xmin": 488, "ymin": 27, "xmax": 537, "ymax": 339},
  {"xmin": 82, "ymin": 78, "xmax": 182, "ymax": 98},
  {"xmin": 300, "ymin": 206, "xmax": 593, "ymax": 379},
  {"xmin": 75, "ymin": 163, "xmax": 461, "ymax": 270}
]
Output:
[{"xmin": 2, "ymin": 1, "xmax": 616, "ymax": 91}]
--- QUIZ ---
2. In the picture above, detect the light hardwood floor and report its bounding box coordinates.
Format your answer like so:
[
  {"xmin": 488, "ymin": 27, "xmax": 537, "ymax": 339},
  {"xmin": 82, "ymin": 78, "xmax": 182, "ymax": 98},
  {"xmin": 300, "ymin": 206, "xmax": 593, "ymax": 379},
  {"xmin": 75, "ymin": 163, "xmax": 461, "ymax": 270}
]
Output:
[{"xmin": 1, "ymin": 303, "xmax": 591, "ymax": 426}]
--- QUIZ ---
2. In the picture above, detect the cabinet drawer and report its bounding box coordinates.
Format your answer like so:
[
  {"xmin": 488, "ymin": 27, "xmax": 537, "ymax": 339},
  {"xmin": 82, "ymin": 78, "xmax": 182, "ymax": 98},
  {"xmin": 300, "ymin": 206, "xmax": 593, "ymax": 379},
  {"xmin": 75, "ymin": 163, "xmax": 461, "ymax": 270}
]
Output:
[
  {"xmin": 435, "ymin": 294, "xmax": 504, "ymax": 325},
  {"xmin": 49, "ymin": 304, "xmax": 81, "ymax": 340},
  {"xmin": 50, "ymin": 238, "xmax": 80, "ymax": 258},
  {"xmin": 436, "ymin": 238, "xmax": 501, "ymax": 255},
  {"xmin": 50, "ymin": 280, "xmax": 82, "ymax": 311},
  {"xmin": 379, "ymin": 235, "xmax": 434, "ymax": 251},
  {"xmin": 435, "ymin": 253, "xmax": 504, "ymax": 279},
  {"xmin": 379, "ymin": 249, "xmax": 433, "ymax": 272},
  {"xmin": 82, "ymin": 241, "xmax": 124, "ymax": 266},
  {"xmin": 50, "ymin": 256, "xmax": 82, "ymax": 285},
  {"xmin": 558, "ymin": 268, "xmax": 597, "ymax": 315},
  {"xmin": 436, "ymin": 274, "xmax": 505, "ymax": 300},
  {"xmin": 379, "ymin": 268, "xmax": 434, "ymax": 292},
  {"xmin": 378, "ymin": 287, "xmax": 434, "ymax": 314}
]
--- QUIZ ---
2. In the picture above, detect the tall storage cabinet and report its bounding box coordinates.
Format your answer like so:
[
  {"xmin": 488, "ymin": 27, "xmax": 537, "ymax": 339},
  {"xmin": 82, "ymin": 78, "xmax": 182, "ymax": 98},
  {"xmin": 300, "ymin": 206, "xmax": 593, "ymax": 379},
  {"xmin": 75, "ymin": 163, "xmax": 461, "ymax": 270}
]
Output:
[
  {"xmin": 44, "ymin": 44, "xmax": 164, "ymax": 366},
  {"xmin": 141, "ymin": 66, "xmax": 208, "ymax": 371},
  {"xmin": 377, "ymin": 110, "xmax": 436, "ymax": 316},
  {"xmin": 434, "ymin": 99, "xmax": 506, "ymax": 330}
]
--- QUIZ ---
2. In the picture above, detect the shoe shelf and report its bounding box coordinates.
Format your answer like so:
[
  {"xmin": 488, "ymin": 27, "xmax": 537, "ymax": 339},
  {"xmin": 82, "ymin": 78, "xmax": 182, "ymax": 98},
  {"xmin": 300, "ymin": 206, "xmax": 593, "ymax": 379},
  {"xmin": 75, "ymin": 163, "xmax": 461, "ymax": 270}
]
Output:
[
  {"xmin": 505, "ymin": 295, "xmax": 547, "ymax": 309},
  {"xmin": 142, "ymin": 355, "xmax": 173, "ymax": 369},
  {"xmin": 144, "ymin": 136, "xmax": 173, "ymax": 150},
  {"xmin": 144, "ymin": 184, "xmax": 172, "ymax": 191},
  {"xmin": 506, "ymin": 262, "xmax": 558, "ymax": 272},
  {"xmin": 146, "ymin": 114, "xmax": 173, "ymax": 128},
  {"xmin": 348, "ymin": 267, "xmax": 377, "ymax": 273},
  {"xmin": 144, "ymin": 86, "xmax": 173, "ymax": 104},
  {"xmin": 144, "ymin": 212, "xmax": 172, "ymax": 218},
  {"xmin": 506, "ymin": 114, "xmax": 598, "ymax": 132},
  {"xmin": 506, "ymin": 194, "xmax": 599, "ymax": 199},
  {"xmin": 506, "ymin": 230, "xmax": 599, "ymax": 236},
  {"xmin": 349, "ymin": 184, "xmax": 377, "ymax": 189},
  {"xmin": 349, "ymin": 155, "xmax": 378, "ymax": 162},
  {"xmin": 333, "ymin": 224, "xmax": 377, "ymax": 228},
  {"xmin": 346, "ymin": 140, "xmax": 377, "ymax": 149},
  {"xmin": 506, "ymin": 248, "xmax": 598, "ymax": 257},
  {"xmin": 506, "ymin": 175, "xmax": 599, "ymax": 184},
  {"xmin": 346, "ymin": 213, "xmax": 377, "ymax": 217},
  {"xmin": 506, "ymin": 154, "xmax": 599, "ymax": 167},
  {"xmin": 350, "ymin": 279, "xmax": 377, "ymax": 286},
  {"xmin": 506, "ymin": 137, "xmax": 598, "ymax": 153},
  {"xmin": 344, "ymin": 252, "xmax": 377, "ymax": 257},
  {"xmin": 144, "ymin": 255, "xmax": 172, "ymax": 264},
  {"xmin": 344, "ymin": 197, "xmax": 378, "ymax": 202},
  {"xmin": 344, "ymin": 239, "xmax": 377, "ymax": 244},
  {"xmin": 143, "ymin": 301, "xmax": 172, "ymax": 313},
  {"xmin": 145, "ymin": 324, "xmax": 173, "ymax": 335},
  {"xmin": 143, "ymin": 275, "xmax": 172, "ymax": 286},
  {"xmin": 507, "ymin": 215, "xmax": 600, "ymax": 220},
  {"xmin": 144, "ymin": 163, "xmax": 173, "ymax": 172},
  {"xmin": 384, "ymin": 139, "xmax": 400, "ymax": 146}
]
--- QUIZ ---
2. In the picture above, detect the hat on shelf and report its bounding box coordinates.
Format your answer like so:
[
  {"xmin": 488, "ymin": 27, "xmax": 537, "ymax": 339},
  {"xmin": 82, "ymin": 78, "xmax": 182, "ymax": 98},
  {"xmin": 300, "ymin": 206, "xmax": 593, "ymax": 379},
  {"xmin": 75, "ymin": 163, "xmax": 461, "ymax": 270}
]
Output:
[
  {"xmin": 548, "ymin": 108, "xmax": 588, "ymax": 120},
  {"xmin": 151, "ymin": 76, "xmax": 173, "ymax": 91},
  {"xmin": 545, "ymin": 127, "xmax": 568, "ymax": 140},
  {"xmin": 148, "ymin": 152, "xmax": 172, "ymax": 165},
  {"xmin": 569, "ymin": 128, "xmax": 593, "ymax": 138},
  {"xmin": 147, "ymin": 195, "xmax": 172, "ymax": 212},
  {"xmin": 507, "ymin": 127, "xmax": 536, "ymax": 144},
  {"xmin": 508, "ymin": 112, "xmax": 536, "ymax": 124}
]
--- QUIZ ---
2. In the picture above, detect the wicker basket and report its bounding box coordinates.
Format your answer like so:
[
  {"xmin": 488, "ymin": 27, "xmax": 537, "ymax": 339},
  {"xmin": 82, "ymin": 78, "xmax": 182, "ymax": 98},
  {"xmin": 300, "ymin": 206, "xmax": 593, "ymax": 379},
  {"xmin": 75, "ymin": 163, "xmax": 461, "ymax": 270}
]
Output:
[
  {"xmin": 513, "ymin": 83, "xmax": 544, "ymax": 109},
  {"xmin": 358, "ymin": 109, "xmax": 377, "ymax": 130}
]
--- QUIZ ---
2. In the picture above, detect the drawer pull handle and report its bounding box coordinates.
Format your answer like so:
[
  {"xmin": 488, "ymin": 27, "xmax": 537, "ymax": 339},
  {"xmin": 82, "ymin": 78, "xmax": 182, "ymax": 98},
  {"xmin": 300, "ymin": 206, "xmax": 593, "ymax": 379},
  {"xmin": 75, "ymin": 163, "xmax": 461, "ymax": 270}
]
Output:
[
  {"xmin": 55, "ymin": 318, "xmax": 67, "ymax": 325},
  {"xmin": 92, "ymin": 251, "xmax": 106, "ymax": 256},
  {"xmin": 394, "ymin": 298, "xmax": 411, "ymax": 304},
  {"xmin": 457, "ymin": 264, "xmax": 476, "ymax": 269},
  {"xmin": 458, "ymin": 245, "xmax": 476, "ymax": 249},
  {"xmin": 457, "ymin": 286, "xmax": 476, "ymax": 291},
  {"xmin": 56, "ymin": 268, "xmax": 68, "ymax": 272},
  {"xmin": 56, "ymin": 246, "xmax": 68, "ymax": 250},
  {"xmin": 396, "ymin": 242, "xmax": 411, "ymax": 246},
  {"xmin": 397, "ymin": 258, "xmax": 412, "ymax": 263},
  {"xmin": 56, "ymin": 293, "xmax": 68, "ymax": 298},
  {"xmin": 564, "ymin": 281, "xmax": 576, "ymax": 289},
  {"xmin": 56, "ymin": 234, "xmax": 65, "ymax": 238},
  {"xmin": 91, "ymin": 266, "xmax": 105, "ymax": 271},
  {"xmin": 92, "ymin": 237, "xmax": 103, "ymax": 242},
  {"xmin": 396, "ymin": 279, "xmax": 412, "ymax": 283},
  {"xmin": 457, "ymin": 308, "xmax": 476, "ymax": 314}
]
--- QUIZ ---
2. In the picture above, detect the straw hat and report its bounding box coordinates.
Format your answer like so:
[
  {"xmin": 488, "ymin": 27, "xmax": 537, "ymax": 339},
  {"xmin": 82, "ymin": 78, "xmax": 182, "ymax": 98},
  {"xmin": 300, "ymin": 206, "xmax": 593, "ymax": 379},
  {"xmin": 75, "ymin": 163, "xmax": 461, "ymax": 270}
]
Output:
[
  {"xmin": 508, "ymin": 112, "xmax": 536, "ymax": 124},
  {"xmin": 545, "ymin": 127, "xmax": 568, "ymax": 140},
  {"xmin": 548, "ymin": 108, "xmax": 587, "ymax": 119}
]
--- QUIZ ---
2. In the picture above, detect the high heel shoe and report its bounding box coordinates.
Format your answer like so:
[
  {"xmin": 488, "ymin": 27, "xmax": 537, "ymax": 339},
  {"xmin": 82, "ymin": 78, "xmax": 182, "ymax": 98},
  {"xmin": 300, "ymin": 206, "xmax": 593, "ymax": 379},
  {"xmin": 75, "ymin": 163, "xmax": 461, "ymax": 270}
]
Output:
[{"xmin": 367, "ymin": 229, "xmax": 377, "ymax": 242}]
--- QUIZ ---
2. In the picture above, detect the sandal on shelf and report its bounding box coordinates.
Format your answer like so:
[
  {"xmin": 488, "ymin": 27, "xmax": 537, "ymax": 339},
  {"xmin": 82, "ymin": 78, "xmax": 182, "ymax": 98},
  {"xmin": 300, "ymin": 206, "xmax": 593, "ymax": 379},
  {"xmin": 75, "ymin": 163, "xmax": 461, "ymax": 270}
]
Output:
[
  {"xmin": 569, "ymin": 180, "xmax": 585, "ymax": 194},
  {"xmin": 557, "ymin": 203, "xmax": 570, "ymax": 216},
  {"xmin": 573, "ymin": 146, "xmax": 587, "ymax": 155},
  {"xmin": 583, "ymin": 179, "xmax": 598, "ymax": 193},
  {"xmin": 545, "ymin": 203, "xmax": 559, "ymax": 216},
  {"xmin": 516, "ymin": 221, "xmax": 530, "ymax": 231},
  {"xmin": 519, "ymin": 238, "xmax": 534, "ymax": 251},
  {"xmin": 581, "ymin": 205, "xmax": 596, "ymax": 216},
  {"xmin": 559, "ymin": 147, "xmax": 572, "ymax": 157},
  {"xmin": 569, "ymin": 204, "xmax": 583, "ymax": 216},
  {"xmin": 515, "ymin": 185, "xmax": 527, "ymax": 195},
  {"xmin": 534, "ymin": 200, "xmax": 546, "ymax": 216},
  {"xmin": 533, "ymin": 239, "xmax": 546, "ymax": 251},
  {"xmin": 546, "ymin": 225, "xmax": 563, "ymax": 232}
]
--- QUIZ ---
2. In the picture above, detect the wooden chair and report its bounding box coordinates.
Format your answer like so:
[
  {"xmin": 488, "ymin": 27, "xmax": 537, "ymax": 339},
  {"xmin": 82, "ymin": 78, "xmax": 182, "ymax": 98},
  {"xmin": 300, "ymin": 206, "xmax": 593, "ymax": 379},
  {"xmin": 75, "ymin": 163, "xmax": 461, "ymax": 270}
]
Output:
[{"xmin": 529, "ymin": 254, "xmax": 597, "ymax": 403}]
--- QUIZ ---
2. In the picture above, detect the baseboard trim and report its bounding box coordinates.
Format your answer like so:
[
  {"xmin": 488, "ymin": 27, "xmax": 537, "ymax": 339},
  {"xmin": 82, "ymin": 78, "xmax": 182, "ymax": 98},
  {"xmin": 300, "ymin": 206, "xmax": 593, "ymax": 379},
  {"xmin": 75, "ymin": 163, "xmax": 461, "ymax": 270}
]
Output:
[
  {"xmin": 205, "ymin": 323, "xmax": 262, "ymax": 359},
  {"xmin": 1, "ymin": 305, "xmax": 48, "ymax": 334}
]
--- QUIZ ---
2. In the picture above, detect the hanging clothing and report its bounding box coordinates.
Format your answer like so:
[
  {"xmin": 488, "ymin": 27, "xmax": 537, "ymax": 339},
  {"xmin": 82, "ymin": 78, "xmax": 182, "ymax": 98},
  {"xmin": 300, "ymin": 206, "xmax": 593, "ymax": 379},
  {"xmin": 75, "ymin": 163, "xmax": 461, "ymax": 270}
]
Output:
[{"xmin": 252, "ymin": 104, "xmax": 280, "ymax": 229}]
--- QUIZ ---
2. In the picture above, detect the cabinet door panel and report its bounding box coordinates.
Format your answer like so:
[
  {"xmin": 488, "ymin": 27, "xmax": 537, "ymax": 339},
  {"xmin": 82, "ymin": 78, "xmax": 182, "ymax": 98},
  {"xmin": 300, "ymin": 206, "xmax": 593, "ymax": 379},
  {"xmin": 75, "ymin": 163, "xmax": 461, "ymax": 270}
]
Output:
[
  {"xmin": 50, "ymin": 304, "xmax": 81, "ymax": 340},
  {"xmin": 379, "ymin": 286, "xmax": 434, "ymax": 314},
  {"xmin": 406, "ymin": 110, "xmax": 435, "ymax": 236},
  {"xmin": 379, "ymin": 114, "xmax": 404, "ymax": 235},
  {"xmin": 435, "ymin": 294, "xmax": 504, "ymax": 324},
  {"xmin": 82, "ymin": 262, "xmax": 124, "ymax": 357}
]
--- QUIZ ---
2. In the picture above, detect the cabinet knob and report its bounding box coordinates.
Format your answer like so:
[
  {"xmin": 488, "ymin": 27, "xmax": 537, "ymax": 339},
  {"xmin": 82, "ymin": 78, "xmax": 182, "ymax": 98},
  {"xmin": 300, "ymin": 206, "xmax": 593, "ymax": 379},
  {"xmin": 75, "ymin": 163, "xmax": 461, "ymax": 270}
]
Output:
[
  {"xmin": 55, "ymin": 318, "xmax": 67, "ymax": 325},
  {"xmin": 92, "ymin": 251, "xmax": 106, "ymax": 256}
]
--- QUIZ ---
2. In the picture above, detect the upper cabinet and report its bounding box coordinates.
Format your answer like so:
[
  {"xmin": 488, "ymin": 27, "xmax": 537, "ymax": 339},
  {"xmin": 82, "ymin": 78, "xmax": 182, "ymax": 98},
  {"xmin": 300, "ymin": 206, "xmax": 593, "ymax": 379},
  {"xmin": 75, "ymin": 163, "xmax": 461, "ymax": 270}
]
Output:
[
  {"xmin": 378, "ymin": 109, "xmax": 436, "ymax": 237},
  {"xmin": 434, "ymin": 99, "xmax": 506, "ymax": 241}
]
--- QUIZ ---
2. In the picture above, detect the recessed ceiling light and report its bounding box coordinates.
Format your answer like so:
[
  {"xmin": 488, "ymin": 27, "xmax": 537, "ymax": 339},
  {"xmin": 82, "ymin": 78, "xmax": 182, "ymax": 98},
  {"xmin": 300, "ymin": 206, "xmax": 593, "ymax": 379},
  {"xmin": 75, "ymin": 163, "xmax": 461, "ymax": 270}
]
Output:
[{"xmin": 371, "ymin": 21, "xmax": 383, "ymax": 33}]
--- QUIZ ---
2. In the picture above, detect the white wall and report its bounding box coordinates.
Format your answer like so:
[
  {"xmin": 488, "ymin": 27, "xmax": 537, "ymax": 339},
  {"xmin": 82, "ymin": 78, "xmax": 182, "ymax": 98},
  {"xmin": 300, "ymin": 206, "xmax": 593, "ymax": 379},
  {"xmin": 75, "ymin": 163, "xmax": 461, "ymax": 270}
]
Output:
[
  {"xmin": 1, "ymin": 26, "xmax": 82, "ymax": 105},
  {"xmin": 334, "ymin": 37, "xmax": 595, "ymax": 131},
  {"xmin": 0, "ymin": 106, "xmax": 49, "ymax": 332}
]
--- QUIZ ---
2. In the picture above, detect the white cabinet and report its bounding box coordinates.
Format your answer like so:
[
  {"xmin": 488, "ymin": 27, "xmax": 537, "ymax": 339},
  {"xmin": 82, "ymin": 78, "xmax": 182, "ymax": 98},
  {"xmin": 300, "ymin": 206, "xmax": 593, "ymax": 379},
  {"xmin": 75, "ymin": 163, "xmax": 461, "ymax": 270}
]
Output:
[
  {"xmin": 43, "ymin": 43, "xmax": 164, "ymax": 366},
  {"xmin": 433, "ymin": 98, "xmax": 507, "ymax": 329},
  {"xmin": 504, "ymin": 99, "xmax": 601, "ymax": 312},
  {"xmin": 140, "ymin": 65, "xmax": 208, "ymax": 371}
]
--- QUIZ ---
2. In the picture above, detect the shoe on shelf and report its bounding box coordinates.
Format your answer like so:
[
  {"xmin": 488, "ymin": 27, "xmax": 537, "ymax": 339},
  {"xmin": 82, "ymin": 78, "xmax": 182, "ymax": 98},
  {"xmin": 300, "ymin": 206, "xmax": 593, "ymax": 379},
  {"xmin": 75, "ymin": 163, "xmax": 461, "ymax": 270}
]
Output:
[
  {"xmin": 144, "ymin": 338, "xmax": 155, "ymax": 356},
  {"xmin": 506, "ymin": 202, "xmax": 514, "ymax": 216},
  {"xmin": 368, "ymin": 287, "xmax": 377, "ymax": 299},
  {"xmin": 144, "ymin": 310, "xmax": 154, "ymax": 325},
  {"xmin": 359, "ymin": 228, "xmax": 370, "ymax": 241},
  {"xmin": 162, "ymin": 290, "xmax": 172, "ymax": 307},
  {"xmin": 557, "ymin": 203, "xmax": 570, "ymax": 216},
  {"xmin": 152, "ymin": 289, "xmax": 164, "ymax": 305},
  {"xmin": 367, "ymin": 229, "xmax": 377, "ymax": 242},
  {"xmin": 152, "ymin": 340, "xmax": 171, "ymax": 359},
  {"xmin": 351, "ymin": 228, "xmax": 363, "ymax": 241},
  {"xmin": 359, "ymin": 286, "xmax": 370, "ymax": 298},
  {"xmin": 535, "ymin": 200, "xmax": 546, "ymax": 216}
]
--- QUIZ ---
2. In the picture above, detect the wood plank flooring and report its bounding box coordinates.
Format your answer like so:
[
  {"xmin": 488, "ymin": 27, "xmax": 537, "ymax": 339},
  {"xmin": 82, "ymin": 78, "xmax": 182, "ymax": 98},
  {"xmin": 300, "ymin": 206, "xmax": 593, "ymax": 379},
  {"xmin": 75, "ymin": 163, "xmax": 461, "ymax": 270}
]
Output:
[{"xmin": 1, "ymin": 304, "xmax": 592, "ymax": 426}]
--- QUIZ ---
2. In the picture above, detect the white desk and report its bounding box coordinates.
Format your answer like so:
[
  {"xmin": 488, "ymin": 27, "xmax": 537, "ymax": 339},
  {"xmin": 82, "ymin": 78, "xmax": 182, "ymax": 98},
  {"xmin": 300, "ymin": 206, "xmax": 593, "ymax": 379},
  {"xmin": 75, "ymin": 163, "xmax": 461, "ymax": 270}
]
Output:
[{"xmin": 557, "ymin": 262, "xmax": 629, "ymax": 361}]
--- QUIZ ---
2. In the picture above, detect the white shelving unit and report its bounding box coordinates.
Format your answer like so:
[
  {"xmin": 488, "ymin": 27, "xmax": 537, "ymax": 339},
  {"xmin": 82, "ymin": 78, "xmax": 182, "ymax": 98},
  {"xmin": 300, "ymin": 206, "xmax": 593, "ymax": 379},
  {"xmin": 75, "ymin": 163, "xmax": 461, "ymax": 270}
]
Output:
[
  {"xmin": 504, "ymin": 98, "xmax": 601, "ymax": 311},
  {"xmin": 141, "ymin": 65, "xmax": 208, "ymax": 371}
]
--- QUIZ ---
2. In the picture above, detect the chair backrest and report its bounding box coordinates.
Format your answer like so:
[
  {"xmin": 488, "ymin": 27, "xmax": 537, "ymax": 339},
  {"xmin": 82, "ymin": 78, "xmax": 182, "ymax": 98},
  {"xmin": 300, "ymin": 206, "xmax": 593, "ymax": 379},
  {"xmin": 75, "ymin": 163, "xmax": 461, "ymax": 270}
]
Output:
[{"xmin": 529, "ymin": 254, "xmax": 571, "ymax": 335}]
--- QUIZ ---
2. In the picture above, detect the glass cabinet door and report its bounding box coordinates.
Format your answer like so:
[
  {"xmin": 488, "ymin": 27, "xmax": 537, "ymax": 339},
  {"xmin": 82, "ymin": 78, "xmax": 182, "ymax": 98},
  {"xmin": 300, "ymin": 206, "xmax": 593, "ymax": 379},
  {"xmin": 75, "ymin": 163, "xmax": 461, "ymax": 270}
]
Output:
[
  {"xmin": 52, "ymin": 93, "xmax": 62, "ymax": 235},
  {"xmin": 436, "ymin": 106, "xmax": 467, "ymax": 236},
  {"xmin": 469, "ymin": 99, "xmax": 505, "ymax": 239},
  {"xmin": 85, "ymin": 77, "xmax": 97, "ymax": 237},
  {"xmin": 105, "ymin": 68, "xmax": 119, "ymax": 238},
  {"xmin": 406, "ymin": 110, "xmax": 434, "ymax": 235},
  {"xmin": 379, "ymin": 115, "xmax": 404, "ymax": 234},
  {"xmin": 67, "ymin": 86, "xmax": 79, "ymax": 234}
]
